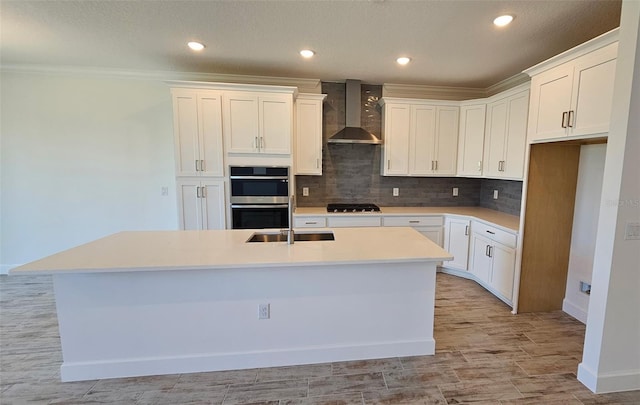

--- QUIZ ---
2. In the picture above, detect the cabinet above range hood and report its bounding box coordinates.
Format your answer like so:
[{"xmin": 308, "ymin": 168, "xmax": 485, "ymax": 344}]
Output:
[{"xmin": 327, "ymin": 80, "xmax": 382, "ymax": 145}]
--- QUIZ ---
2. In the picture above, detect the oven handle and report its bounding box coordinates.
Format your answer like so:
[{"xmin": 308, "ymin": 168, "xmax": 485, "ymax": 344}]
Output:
[
  {"xmin": 229, "ymin": 176, "xmax": 289, "ymax": 180},
  {"xmin": 231, "ymin": 204, "xmax": 290, "ymax": 209}
]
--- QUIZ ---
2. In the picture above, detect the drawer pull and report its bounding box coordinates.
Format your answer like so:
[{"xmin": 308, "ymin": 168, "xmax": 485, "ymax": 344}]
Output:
[
  {"xmin": 305, "ymin": 221, "xmax": 317, "ymax": 225},
  {"xmin": 486, "ymin": 230, "xmax": 495, "ymax": 235},
  {"xmin": 409, "ymin": 220, "xmax": 420, "ymax": 224}
]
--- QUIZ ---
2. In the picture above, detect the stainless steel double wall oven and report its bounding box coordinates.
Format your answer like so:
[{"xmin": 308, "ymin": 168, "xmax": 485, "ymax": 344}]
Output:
[{"xmin": 229, "ymin": 166, "xmax": 290, "ymax": 229}]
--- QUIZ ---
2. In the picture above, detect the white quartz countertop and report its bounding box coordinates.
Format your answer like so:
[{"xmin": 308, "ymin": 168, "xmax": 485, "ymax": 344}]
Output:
[
  {"xmin": 295, "ymin": 206, "xmax": 520, "ymax": 232},
  {"xmin": 10, "ymin": 227, "xmax": 453, "ymax": 275}
]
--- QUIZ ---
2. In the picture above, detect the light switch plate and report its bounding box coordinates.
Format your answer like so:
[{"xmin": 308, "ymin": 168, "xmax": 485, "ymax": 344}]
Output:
[
  {"xmin": 493, "ymin": 190, "xmax": 499, "ymax": 199},
  {"xmin": 302, "ymin": 187, "xmax": 309, "ymax": 197},
  {"xmin": 453, "ymin": 187, "xmax": 459, "ymax": 197},
  {"xmin": 393, "ymin": 188, "xmax": 399, "ymax": 197}
]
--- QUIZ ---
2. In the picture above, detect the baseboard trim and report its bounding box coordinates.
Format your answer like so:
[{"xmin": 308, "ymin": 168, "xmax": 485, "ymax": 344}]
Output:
[
  {"xmin": 578, "ymin": 362, "xmax": 640, "ymax": 393},
  {"xmin": 60, "ymin": 339, "xmax": 435, "ymax": 382},
  {"xmin": 562, "ymin": 298, "xmax": 588, "ymax": 324}
]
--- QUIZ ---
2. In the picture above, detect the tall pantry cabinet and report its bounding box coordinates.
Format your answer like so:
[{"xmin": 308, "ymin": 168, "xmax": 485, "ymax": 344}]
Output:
[{"xmin": 171, "ymin": 88, "xmax": 226, "ymax": 230}]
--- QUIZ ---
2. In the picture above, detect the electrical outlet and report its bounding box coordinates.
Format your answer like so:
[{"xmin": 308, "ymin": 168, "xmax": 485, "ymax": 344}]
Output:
[
  {"xmin": 493, "ymin": 190, "xmax": 499, "ymax": 199},
  {"xmin": 393, "ymin": 188, "xmax": 399, "ymax": 197},
  {"xmin": 302, "ymin": 187, "xmax": 309, "ymax": 197},
  {"xmin": 580, "ymin": 281, "xmax": 591, "ymax": 295},
  {"xmin": 161, "ymin": 186, "xmax": 169, "ymax": 196},
  {"xmin": 258, "ymin": 304, "xmax": 270, "ymax": 320},
  {"xmin": 453, "ymin": 187, "xmax": 459, "ymax": 197},
  {"xmin": 624, "ymin": 222, "xmax": 640, "ymax": 240}
]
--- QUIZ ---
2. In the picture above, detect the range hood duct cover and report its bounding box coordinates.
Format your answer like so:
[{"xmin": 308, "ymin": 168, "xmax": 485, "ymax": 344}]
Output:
[{"xmin": 327, "ymin": 80, "xmax": 382, "ymax": 145}]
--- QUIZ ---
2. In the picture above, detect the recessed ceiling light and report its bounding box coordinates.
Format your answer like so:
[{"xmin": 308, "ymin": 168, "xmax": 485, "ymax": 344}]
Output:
[
  {"xmin": 396, "ymin": 57, "xmax": 411, "ymax": 65},
  {"xmin": 188, "ymin": 41, "xmax": 205, "ymax": 51},
  {"xmin": 493, "ymin": 15, "xmax": 514, "ymax": 27},
  {"xmin": 300, "ymin": 49, "xmax": 315, "ymax": 58}
]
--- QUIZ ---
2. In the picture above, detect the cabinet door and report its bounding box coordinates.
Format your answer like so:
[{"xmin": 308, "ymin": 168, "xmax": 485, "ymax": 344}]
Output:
[
  {"xmin": 177, "ymin": 181, "xmax": 203, "ymax": 230},
  {"xmin": 224, "ymin": 93, "xmax": 260, "ymax": 153},
  {"xmin": 201, "ymin": 180, "xmax": 226, "ymax": 230},
  {"xmin": 570, "ymin": 42, "xmax": 618, "ymax": 137},
  {"xmin": 410, "ymin": 104, "xmax": 436, "ymax": 175},
  {"xmin": 489, "ymin": 243, "xmax": 516, "ymax": 301},
  {"xmin": 172, "ymin": 91, "xmax": 200, "ymax": 177},
  {"xmin": 416, "ymin": 227, "xmax": 443, "ymax": 247},
  {"xmin": 444, "ymin": 218, "xmax": 470, "ymax": 270},
  {"xmin": 198, "ymin": 92, "xmax": 224, "ymax": 177},
  {"xmin": 502, "ymin": 90, "xmax": 529, "ymax": 179},
  {"xmin": 483, "ymin": 99, "xmax": 508, "ymax": 178},
  {"xmin": 457, "ymin": 104, "xmax": 486, "ymax": 177},
  {"xmin": 527, "ymin": 64, "xmax": 573, "ymax": 141},
  {"xmin": 382, "ymin": 103, "xmax": 410, "ymax": 175},
  {"xmin": 433, "ymin": 106, "xmax": 459, "ymax": 175},
  {"xmin": 260, "ymin": 95, "xmax": 292, "ymax": 154},
  {"xmin": 295, "ymin": 98, "xmax": 323, "ymax": 175},
  {"xmin": 469, "ymin": 233, "xmax": 492, "ymax": 284}
]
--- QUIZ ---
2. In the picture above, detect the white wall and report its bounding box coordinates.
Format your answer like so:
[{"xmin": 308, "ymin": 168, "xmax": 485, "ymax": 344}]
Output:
[
  {"xmin": 578, "ymin": 0, "xmax": 640, "ymax": 393},
  {"xmin": 563, "ymin": 144, "xmax": 607, "ymax": 323},
  {"xmin": 1, "ymin": 71, "xmax": 178, "ymax": 273}
]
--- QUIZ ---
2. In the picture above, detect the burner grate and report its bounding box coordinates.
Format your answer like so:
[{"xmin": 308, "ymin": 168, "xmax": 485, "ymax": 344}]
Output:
[{"xmin": 327, "ymin": 203, "xmax": 381, "ymax": 213}]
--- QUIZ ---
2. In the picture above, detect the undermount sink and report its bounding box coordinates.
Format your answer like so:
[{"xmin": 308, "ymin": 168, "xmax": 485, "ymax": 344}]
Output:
[{"xmin": 246, "ymin": 231, "xmax": 335, "ymax": 243}]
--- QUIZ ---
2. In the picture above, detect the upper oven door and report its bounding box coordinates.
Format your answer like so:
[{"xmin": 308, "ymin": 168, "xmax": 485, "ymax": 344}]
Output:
[{"xmin": 229, "ymin": 166, "xmax": 289, "ymax": 200}]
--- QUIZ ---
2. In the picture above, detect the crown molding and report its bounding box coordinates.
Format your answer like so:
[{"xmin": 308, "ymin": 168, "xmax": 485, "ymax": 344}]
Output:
[
  {"xmin": 382, "ymin": 83, "xmax": 485, "ymax": 101},
  {"xmin": 485, "ymin": 73, "xmax": 531, "ymax": 97},
  {"xmin": 0, "ymin": 64, "xmax": 322, "ymax": 94}
]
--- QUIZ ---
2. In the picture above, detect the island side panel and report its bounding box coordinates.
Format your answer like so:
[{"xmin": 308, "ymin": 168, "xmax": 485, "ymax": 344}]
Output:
[{"xmin": 52, "ymin": 261, "xmax": 436, "ymax": 382}]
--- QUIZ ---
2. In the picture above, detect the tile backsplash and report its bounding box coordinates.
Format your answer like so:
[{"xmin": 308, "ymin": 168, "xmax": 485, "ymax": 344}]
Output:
[{"xmin": 295, "ymin": 81, "xmax": 522, "ymax": 216}]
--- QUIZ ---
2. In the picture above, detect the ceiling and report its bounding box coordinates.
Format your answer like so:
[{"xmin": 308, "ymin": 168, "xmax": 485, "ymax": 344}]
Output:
[{"xmin": 0, "ymin": 0, "xmax": 622, "ymax": 89}]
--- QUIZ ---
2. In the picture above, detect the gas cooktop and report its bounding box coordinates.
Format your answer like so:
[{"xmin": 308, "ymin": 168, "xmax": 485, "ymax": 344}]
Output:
[{"xmin": 327, "ymin": 203, "xmax": 381, "ymax": 213}]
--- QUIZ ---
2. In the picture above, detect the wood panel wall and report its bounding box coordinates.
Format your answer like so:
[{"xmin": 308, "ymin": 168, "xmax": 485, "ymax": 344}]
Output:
[{"xmin": 518, "ymin": 143, "xmax": 581, "ymax": 313}]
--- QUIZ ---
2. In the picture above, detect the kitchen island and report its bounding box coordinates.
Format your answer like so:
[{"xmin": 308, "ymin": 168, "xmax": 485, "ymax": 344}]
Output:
[{"xmin": 10, "ymin": 227, "xmax": 451, "ymax": 382}]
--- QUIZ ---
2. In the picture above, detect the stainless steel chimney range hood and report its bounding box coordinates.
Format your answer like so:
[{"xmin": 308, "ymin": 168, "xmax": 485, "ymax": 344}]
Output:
[{"xmin": 327, "ymin": 80, "xmax": 382, "ymax": 145}]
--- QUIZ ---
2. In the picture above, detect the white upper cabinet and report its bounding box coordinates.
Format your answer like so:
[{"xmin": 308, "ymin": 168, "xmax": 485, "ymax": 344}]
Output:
[
  {"xmin": 483, "ymin": 87, "xmax": 529, "ymax": 180},
  {"xmin": 171, "ymin": 89, "xmax": 224, "ymax": 177},
  {"xmin": 381, "ymin": 102, "xmax": 411, "ymax": 175},
  {"xmin": 526, "ymin": 31, "xmax": 618, "ymax": 143},
  {"xmin": 457, "ymin": 103, "xmax": 486, "ymax": 177},
  {"xmin": 224, "ymin": 91, "xmax": 293, "ymax": 155},
  {"xmin": 381, "ymin": 98, "xmax": 458, "ymax": 177},
  {"xmin": 295, "ymin": 94, "xmax": 326, "ymax": 175}
]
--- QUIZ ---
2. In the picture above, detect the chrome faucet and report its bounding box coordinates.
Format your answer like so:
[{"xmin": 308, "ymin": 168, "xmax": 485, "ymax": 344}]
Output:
[{"xmin": 286, "ymin": 195, "xmax": 295, "ymax": 244}]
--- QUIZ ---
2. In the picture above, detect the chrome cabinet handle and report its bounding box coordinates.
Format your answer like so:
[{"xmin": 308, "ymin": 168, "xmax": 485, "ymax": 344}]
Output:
[
  {"xmin": 196, "ymin": 186, "xmax": 201, "ymax": 198},
  {"xmin": 409, "ymin": 220, "xmax": 420, "ymax": 224},
  {"xmin": 485, "ymin": 245, "xmax": 490, "ymax": 256},
  {"xmin": 488, "ymin": 246, "xmax": 493, "ymax": 258},
  {"xmin": 434, "ymin": 160, "xmax": 438, "ymax": 171},
  {"xmin": 255, "ymin": 136, "xmax": 258, "ymax": 150},
  {"xmin": 465, "ymin": 225, "xmax": 469, "ymax": 236},
  {"xmin": 562, "ymin": 111, "xmax": 568, "ymax": 128},
  {"xmin": 568, "ymin": 110, "xmax": 574, "ymax": 128},
  {"xmin": 305, "ymin": 221, "xmax": 317, "ymax": 225},
  {"xmin": 200, "ymin": 160, "xmax": 204, "ymax": 172},
  {"xmin": 486, "ymin": 230, "xmax": 495, "ymax": 235},
  {"xmin": 316, "ymin": 158, "xmax": 320, "ymax": 168},
  {"xmin": 260, "ymin": 137, "xmax": 264, "ymax": 149},
  {"xmin": 195, "ymin": 160, "xmax": 200, "ymax": 171},
  {"xmin": 478, "ymin": 161, "xmax": 482, "ymax": 171},
  {"xmin": 201, "ymin": 186, "xmax": 206, "ymax": 198}
]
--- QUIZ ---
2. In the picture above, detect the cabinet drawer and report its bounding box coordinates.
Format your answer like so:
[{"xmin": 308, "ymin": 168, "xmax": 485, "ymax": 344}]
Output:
[
  {"xmin": 472, "ymin": 221, "xmax": 517, "ymax": 248},
  {"xmin": 294, "ymin": 217, "xmax": 327, "ymax": 228},
  {"xmin": 327, "ymin": 216, "xmax": 381, "ymax": 228},
  {"xmin": 383, "ymin": 216, "xmax": 443, "ymax": 227}
]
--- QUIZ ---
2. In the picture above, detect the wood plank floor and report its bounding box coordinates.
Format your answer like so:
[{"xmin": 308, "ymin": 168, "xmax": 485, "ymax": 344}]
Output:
[{"xmin": 1, "ymin": 273, "xmax": 639, "ymax": 404}]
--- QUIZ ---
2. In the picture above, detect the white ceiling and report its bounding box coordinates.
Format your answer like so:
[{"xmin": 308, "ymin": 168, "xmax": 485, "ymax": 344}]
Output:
[{"xmin": 0, "ymin": 0, "xmax": 621, "ymax": 88}]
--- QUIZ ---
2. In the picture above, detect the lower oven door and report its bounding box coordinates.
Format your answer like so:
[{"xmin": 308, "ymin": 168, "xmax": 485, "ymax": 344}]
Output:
[{"xmin": 231, "ymin": 204, "xmax": 289, "ymax": 229}]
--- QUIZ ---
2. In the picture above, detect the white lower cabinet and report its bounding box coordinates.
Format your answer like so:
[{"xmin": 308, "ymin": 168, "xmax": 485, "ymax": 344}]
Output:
[
  {"xmin": 468, "ymin": 221, "xmax": 517, "ymax": 303},
  {"xmin": 177, "ymin": 179, "xmax": 226, "ymax": 230},
  {"xmin": 443, "ymin": 217, "xmax": 471, "ymax": 271},
  {"xmin": 326, "ymin": 216, "xmax": 382, "ymax": 228},
  {"xmin": 382, "ymin": 216, "xmax": 443, "ymax": 246}
]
